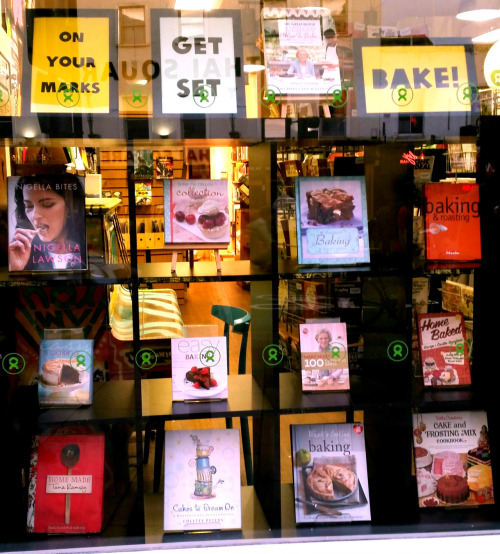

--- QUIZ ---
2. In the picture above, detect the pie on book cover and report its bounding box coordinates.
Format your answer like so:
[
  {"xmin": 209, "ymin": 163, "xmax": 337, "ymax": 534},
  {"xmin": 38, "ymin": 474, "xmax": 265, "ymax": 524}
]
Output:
[
  {"xmin": 424, "ymin": 182, "xmax": 481, "ymax": 262},
  {"xmin": 299, "ymin": 322, "xmax": 350, "ymax": 392},
  {"xmin": 163, "ymin": 179, "xmax": 230, "ymax": 246},
  {"xmin": 295, "ymin": 176, "xmax": 370, "ymax": 265},
  {"xmin": 413, "ymin": 411, "xmax": 493, "ymax": 508},
  {"xmin": 163, "ymin": 429, "xmax": 242, "ymax": 532},
  {"xmin": 38, "ymin": 339, "xmax": 94, "ymax": 406},
  {"xmin": 417, "ymin": 312, "xmax": 471, "ymax": 387},
  {"xmin": 27, "ymin": 434, "xmax": 105, "ymax": 533},
  {"xmin": 8, "ymin": 175, "xmax": 87, "ymax": 272},
  {"xmin": 171, "ymin": 336, "xmax": 228, "ymax": 401},
  {"xmin": 292, "ymin": 423, "xmax": 371, "ymax": 524}
]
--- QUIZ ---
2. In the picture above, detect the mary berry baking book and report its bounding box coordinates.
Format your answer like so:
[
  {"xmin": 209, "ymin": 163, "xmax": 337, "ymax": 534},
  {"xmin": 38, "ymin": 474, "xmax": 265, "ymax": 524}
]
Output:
[
  {"xmin": 163, "ymin": 429, "xmax": 242, "ymax": 532},
  {"xmin": 291, "ymin": 423, "xmax": 371, "ymax": 524},
  {"xmin": 295, "ymin": 176, "xmax": 370, "ymax": 266},
  {"xmin": 27, "ymin": 433, "xmax": 105, "ymax": 533},
  {"xmin": 413, "ymin": 411, "xmax": 494, "ymax": 508},
  {"xmin": 163, "ymin": 179, "xmax": 230, "ymax": 247},
  {"xmin": 417, "ymin": 312, "xmax": 471, "ymax": 387},
  {"xmin": 171, "ymin": 336, "xmax": 228, "ymax": 401}
]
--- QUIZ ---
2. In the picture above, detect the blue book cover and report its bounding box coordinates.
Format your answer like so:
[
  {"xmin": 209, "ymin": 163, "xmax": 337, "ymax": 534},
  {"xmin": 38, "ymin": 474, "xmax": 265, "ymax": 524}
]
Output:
[
  {"xmin": 295, "ymin": 176, "xmax": 370, "ymax": 266},
  {"xmin": 38, "ymin": 339, "xmax": 94, "ymax": 406}
]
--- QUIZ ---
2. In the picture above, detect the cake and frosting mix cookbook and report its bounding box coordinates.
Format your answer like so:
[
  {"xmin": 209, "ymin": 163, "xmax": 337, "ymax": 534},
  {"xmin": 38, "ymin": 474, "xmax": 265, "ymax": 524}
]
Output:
[
  {"xmin": 299, "ymin": 322, "xmax": 350, "ymax": 392},
  {"xmin": 171, "ymin": 336, "xmax": 228, "ymax": 401},
  {"xmin": 163, "ymin": 179, "xmax": 230, "ymax": 246},
  {"xmin": 295, "ymin": 176, "xmax": 370, "ymax": 265},
  {"xmin": 417, "ymin": 312, "xmax": 471, "ymax": 387},
  {"xmin": 413, "ymin": 411, "xmax": 493, "ymax": 508},
  {"xmin": 163, "ymin": 429, "xmax": 242, "ymax": 532},
  {"xmin": 38, "ymin": 339, "xmax": 94, "ymax": 406},
  {"xmin": 27, "ymin": 433, "xmax": 105, "ymax": 533},
  {"xmin": 291, "ymin": 423, "xmax": 371, "ymax": 524},
  {"xmin": 8, "ymin": 175, "xmax": 87, "ymax": 272}
]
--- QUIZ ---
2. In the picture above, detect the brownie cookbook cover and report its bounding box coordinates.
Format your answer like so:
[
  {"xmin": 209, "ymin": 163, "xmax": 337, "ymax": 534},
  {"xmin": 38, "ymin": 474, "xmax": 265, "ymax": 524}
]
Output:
[
  {"xmin": 413, "ymin": 411, "xmax": 493, "ymax": 508},
  {"xmin": 295, "ymin": 176, "xmax": 370, "ymax": 265},
  {"xmin": 27, "ymin": 433, "xmax": 105, "ymax": 533},
  {"xmin": 291, "ymin": 423, "xmax": 371, "ymax": 524}
]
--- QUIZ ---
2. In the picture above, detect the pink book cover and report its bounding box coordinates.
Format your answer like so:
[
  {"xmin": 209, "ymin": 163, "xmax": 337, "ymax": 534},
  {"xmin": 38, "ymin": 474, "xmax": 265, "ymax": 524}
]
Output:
[{"xmin": 417, "ymin": 312, "xmax": 471, "ymax": 387}]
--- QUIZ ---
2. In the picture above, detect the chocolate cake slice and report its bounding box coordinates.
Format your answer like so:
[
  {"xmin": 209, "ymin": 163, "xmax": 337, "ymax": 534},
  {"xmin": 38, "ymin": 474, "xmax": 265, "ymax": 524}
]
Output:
[
  {"xmin": 185, "ymin": 367, "xmax": 212, "ymax": 390},
  {"xmin": 306, "ymin": 188, "xmax": 355, "ymax": 224}
]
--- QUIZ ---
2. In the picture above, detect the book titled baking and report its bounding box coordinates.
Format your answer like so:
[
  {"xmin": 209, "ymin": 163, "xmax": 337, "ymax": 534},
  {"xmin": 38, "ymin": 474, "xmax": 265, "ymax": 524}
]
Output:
[
  {"xmin": 424, "ymin": 182, "xmax": 481, "ymax": 262},
  {"xmin": 163, "ymin": 429, "xmax": 242, "ymax": 532},
  {"xmin": 295, "ymin": 176, "xmax": 370, "ymax": 266},
  {"xmin": 417, "ymin": 312, "xmax": 471, "ymax": 387},
  {"xmin": 291, "ymin": 423, "xmax": 371, "ymax": 524},
  {"xmin": 38, "ymin": 339, "xmax": 94, "ymax": 406},
  {"xmin": 413, "ymin": 411, "xmax": 493, "ymax": 508},
  {"xmin": 27, "ymin": 433, "xmax": 105, "ymax": 533},
  {"xmin": 299, "ymin": 322, "xmax": 350, "ymax": 392},
  {"xmin": 171, "ymin": 336, "xmax": 228, "ymax": 401}
]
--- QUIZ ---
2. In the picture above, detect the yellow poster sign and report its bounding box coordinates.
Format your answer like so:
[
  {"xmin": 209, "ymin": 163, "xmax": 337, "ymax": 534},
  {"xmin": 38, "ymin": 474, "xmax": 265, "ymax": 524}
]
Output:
[
  {"xmin": 31, "ymin": 17, "xmax": 110, "ymax": 113},
  {"xmin": 360, "ymin": 45, "xmax": 474, "ymax": 114}
]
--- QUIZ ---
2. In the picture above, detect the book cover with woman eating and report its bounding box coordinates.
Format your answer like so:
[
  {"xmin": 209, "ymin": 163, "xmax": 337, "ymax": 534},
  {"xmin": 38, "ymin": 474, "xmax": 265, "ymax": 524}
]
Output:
[{"xmin": 8, "ymin": 174, "xmax": 87, "ymax": 272}]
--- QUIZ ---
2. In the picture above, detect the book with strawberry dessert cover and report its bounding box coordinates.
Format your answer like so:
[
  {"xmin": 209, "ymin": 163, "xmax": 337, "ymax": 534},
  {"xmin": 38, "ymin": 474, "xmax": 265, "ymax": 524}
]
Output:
[
  {"xmin": 413, "ymin": 411, "xmax": 494, "ymax": 508},
  {"xmin": 27, "ymin": 433, "xmax": 105, "ymax": 533},
  {"xmin": 291, "ymin": 423, "xmax": 371, "ymax": 524},
  {"xmin": 171, "ymin": 336, "xmax": 228, "ymax": 401},
  {"xmin": 424, "ymin": 182, "xmax": 481, "ymax": 262},
  {"xmin": 163, "ymin": 179, "xmax": 230, "ymax": 247},
  {"xmin": 417, "ymin": 312, "xmax": 471, "ymax": 387}
]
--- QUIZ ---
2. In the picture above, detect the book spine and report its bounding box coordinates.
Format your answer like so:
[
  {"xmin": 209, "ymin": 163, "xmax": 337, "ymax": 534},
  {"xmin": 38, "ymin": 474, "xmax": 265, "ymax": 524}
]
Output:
[{"xmin": 26, "ymin": 435, "xmax": 39, "ymax": 533}]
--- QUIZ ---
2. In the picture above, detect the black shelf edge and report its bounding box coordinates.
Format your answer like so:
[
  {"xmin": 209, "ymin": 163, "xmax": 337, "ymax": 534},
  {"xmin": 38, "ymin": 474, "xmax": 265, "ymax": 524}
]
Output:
[{"xmin": 278, "ymin": 259, "xmax": 408, "ymax": 279}]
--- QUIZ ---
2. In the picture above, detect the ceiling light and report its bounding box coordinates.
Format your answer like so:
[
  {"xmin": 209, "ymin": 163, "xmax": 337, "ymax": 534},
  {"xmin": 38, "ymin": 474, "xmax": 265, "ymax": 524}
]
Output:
[
  {"xmin": 174, "ymin": 0, "xmax": 216, "ymax": 10},
  {"xmin": 243, "ymin": 64, "xmax": 265, "ymax": 73},
  {"xmin": 472, "ymin": 28, "xmax": 500, "ymax": 42},
  {"xmin": 457, "ymin": 9, "xmax": 500, "ymax": 21}
]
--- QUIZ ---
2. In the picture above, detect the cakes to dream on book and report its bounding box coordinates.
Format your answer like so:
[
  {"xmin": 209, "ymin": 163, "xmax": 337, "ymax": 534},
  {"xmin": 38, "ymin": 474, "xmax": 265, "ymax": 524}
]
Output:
[
  {"xmin": 41, "ymin": 359, "xmax": 82, "ymax": 386},
  {"xmin": 306, "ymin": 188, "xmax": 355, "ymax": 224},
  {"xmin": 185, "ymin": 366, "xmax": 217, "ymax": 390},
  {"xmin": 306, "ymin": 464, "xmax": 357, "ymax": 501}
]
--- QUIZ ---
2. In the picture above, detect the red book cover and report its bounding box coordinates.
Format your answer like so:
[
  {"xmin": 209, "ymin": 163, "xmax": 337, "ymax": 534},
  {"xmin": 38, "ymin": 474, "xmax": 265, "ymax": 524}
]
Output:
[
  {"xmin": 417, "ymin": 312, "xmax": 471, "ymax": 387},
  {"xmin": 27, "ymin": 434, "xmax": 105, "ymax": 533},
  {"xmin": 424, "ymin": 183, "xmax": 481, "ymax": 262}
]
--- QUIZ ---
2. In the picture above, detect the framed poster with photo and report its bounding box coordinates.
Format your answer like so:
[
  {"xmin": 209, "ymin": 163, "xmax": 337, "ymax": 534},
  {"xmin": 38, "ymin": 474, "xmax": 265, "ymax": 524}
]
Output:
[{"xmin": 295, "ymin": 176, "xmax": 370, "ymax": 265}]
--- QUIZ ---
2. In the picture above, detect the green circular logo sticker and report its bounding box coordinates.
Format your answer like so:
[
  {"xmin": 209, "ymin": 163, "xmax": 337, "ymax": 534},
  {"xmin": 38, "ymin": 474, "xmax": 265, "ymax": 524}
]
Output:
[
  {"xmin": 262, "ymin": 344, "xmax": 284, "ymax": 366},
  {"xmin": 0, "ymin": 87, "xmax": 10, "ymax": 108},
  {"xmin": 387, "ymin": 340, "xmax": 409, "ymax": 362},
  {"xmin": 457, "ymin": 82, "xmax": 478, "ymax": 105},
  {"xmin": 2, "ymin": 353, "xmax": 26, "ymax": 375},
  {"xmin": 193, "ymin": 84, "xmax": 216, "ymax": 108},
  {"xmin": 56, "ymin": 85, "xmax": 80, "ymax": 108},
  {"xmin": 135, "ymin": 348, "xmax": 158, "ymax": 370},
  {"xmin": 326, "ymin": 85, "xmax": 348, "ymax": 108},
  {"xmin": 125, "ymin": 84, "xmax": 148, "ymax": 109},
  {"xmin": 70, "ymin": 351, "xmax": 91, "ymax": 372},
  {"xmin": 199, "ymin": 346, "xmax": 221, "ymax": 367},
  {"xmin": 325, "ymin": 342, "xmax": 347, "ymax": 363},
  {"xmin": 260, "ymin": 85, "xmax": 282, "ymax": 108},
  {"xmin": 392, "ymin": 85, "xmax": 413, "ymax": 107}
]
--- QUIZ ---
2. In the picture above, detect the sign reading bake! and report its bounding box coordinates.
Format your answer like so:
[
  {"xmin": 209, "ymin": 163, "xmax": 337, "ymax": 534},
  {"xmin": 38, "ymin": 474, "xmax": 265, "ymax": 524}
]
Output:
[{"xmin": 31, "ymin": 17, "xmax": 110, "ymax": 113}]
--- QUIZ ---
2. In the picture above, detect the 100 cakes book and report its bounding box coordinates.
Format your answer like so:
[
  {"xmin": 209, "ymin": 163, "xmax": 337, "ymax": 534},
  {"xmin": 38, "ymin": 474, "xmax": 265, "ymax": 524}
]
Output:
[
  {"xmin": 27, "ymin": 433, "xmax": 105, "ymax": 533},
  {"xmin": 8, "ymin": 175, "xmax": 87, "ymax": 272},
  {"xmin": 38, "ymin": 339, "xmax": 94, "ymax": 406},
  {"xmin": 292, "ymin": 423, "xmax": 371, "ymax": 524},
  {"xmin": 413, "ymin": 411, "xmax": 493, "ymax": 508},
  {"xmin": 163, "ymin": 429, "xmax": 242, "ymax": 532}
]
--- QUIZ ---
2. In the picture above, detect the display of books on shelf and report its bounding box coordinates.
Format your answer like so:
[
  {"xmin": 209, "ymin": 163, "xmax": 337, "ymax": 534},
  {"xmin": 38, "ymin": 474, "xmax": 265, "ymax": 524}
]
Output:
[
  {"xmin": 8, "ymin": 175, "xmax": 88, "ymax": 272},
  {"xmin": 171, "ymin": 336, "xmax": 228, "ymax": 401},
  {"xmin": 424, "ymin": 182, "xmax": 481, "ymax": 262},
  {"xmin": 163, "ymin": 179, "xmax": 230, "ymax": 247},
  {"xmin": 299, "ymin": 321, "xmax": 349, "ymax": 392},
  {"xmin": 133, "ymin": 150, "xmax": 154, "ymax": 178},
  {"xmin": 27, "ymin": 433, "xmax": 105, "ymax": 533},
  {"xmin": 412, "ymin": 277, "xmax": 430, "ymax": 316},
  {"xmin": 292, "ymin": 423, "xmax": 371, "ymax": 524},
  {"xmin": 295, "ymin": 176, "xmax": 370, "ymax": 265},
  {"xmin": 38, "ymin": 339, "xmax": 94, "ymax": 406},
  {"xmin": 413, "ymin": 411, "xmax": 494, "ymax": 508},
  {"xmin": 156, "ymin": 156, "xmax": 174, "ymax": 179},
  {"xmin": 135, "ymin": 182, "xmax": 152, "ymax": 205},
  {"xmin": 442, "ymin": 280, "xmax": 474, "ymax": 319},
  {"xmin": 417, "ymin": 312, "xmax": 471, "ymax": 387},
  {"xmin": 163, "ymin": 429, "xmax": 242, "ymax": 532}
]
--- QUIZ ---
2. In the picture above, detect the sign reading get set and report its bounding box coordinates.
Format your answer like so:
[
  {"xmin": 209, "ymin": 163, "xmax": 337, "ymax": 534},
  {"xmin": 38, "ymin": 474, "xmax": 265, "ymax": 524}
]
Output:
[
  {"xmin": 356, "ymin": 43, "xmax": 477, "ymax": 114},
  {"xmin": 31, "ymin": 17, "xmax": 110, "ymax": 113}
]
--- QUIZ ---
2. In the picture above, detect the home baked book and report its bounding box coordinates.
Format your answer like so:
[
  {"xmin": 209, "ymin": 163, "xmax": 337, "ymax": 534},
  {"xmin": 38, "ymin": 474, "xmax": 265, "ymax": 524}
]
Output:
[
  {"xmin": 38, "ymin": 339, "xmax": 94, "ymax": 406},
  {"xmin": 417, "ymin": 312, "xmax": 471, "ymax": 387},
  {"xmin": 163, "ymin": 179, "xmax": 230, "ymax": 247},
  {"xmin": 8, "ymin": 175, "xmax": 87, "ymax": 272},
  {"xmin": 299, "ymin": 322, "xmax": 350, "ymax": 392},
  {"xmin": 413, "ymin": 411, "xmax": 493, "ymax": 508},
  {"xmin": 296, "ymin": 176, "xmax": 370, "ymax": 265},
  {"xmin": 424, "ymin": 182, "xmax": 481, "ymax": 262},
  {"xmin": 171, "ymin": 336, "xmax": 228, "ymax": 401},
  {"xmin": 292, "ymin": 423, "xmax": 371, "ymax": 524},
  {"xmin": 163, "ymin": 429, "xmax": 242, "ymax": 531},
  {"xmin": 27, "ymin": 433, "xmax": 105, "ymax": 533}
]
